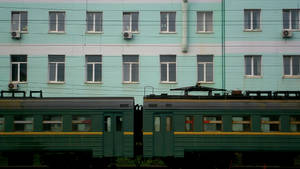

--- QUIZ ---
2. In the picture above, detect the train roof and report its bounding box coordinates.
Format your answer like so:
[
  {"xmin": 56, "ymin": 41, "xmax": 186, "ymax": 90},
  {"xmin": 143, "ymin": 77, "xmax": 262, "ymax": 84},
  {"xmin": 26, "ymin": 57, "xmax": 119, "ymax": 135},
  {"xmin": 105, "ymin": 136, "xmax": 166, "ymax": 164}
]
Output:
[
  {"xmin": 143, "ymin": 94, "xmax": 300, "ymax": 110},
  {"xmin": 0, "ymin": 97, "xmax": 134, "ymax": 110}
]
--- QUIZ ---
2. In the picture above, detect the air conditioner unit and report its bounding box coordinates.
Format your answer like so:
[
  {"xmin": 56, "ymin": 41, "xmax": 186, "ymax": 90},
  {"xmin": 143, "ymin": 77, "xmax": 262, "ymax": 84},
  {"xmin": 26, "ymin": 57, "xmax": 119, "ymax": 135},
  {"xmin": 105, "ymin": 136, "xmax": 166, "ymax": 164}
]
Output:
[
  {"xmin": 11, "ymin": 31, "xmax": 21, "ymax": 39},
  {"xmin": 8, "ymin": 83, "xmax": 19, "ymax": 90},
  {"xmin": 123, "ymin": 32, "xmax": 133, "ymax": 39},
  {"xmin": 282, "ymin": 30, "xmax": 292, "ymax": 38}
]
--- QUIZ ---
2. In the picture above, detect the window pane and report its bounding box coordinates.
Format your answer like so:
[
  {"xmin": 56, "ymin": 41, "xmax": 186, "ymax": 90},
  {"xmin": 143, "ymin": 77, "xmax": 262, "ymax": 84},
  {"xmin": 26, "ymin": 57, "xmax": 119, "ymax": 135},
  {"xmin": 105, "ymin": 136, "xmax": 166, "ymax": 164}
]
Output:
[
  {"xmin": 12, "ymin": 64, "xmax": 18, "ymax": 81},
  {"xmin": 204, "ymin": 116, "xmax": 222, "ymax": 132},
  {"xmin": 0, "ymin": 116, "xmax": 4, "ymax": 131},
  {"xmin": 232, "ymin": 116, "xmax": 251, "ymax": 132},
  {"xmin": 20, "ymin": 63, "xmax": 27, "ymax": 82},
  {"xmin": 161, "ymin": 13, "xmax": 167, "ymax": 32},
  {"xmin": 291, "ymin": 116, "xmax": 300, "ymax": 132},
  {"xmin": 49, "ymin": 55, "xmax": 65, "ymax": 62},
  {"xmin": 291, "ymin": 10, "xmax": 299, "ymax": 29},
  {"xmin": 245, "ymin": 56, "xmax": 252, "ymax": 75},
  {"xmin": 57, "ymin": 12, "xmax": 65, "ymax": 31},
  {"xmin": 161, "ymin": 64, "xmax": 167, "ymax": 81},
  {"xmin": 95, "ymin": 12, "xmax": 102, "ymax": 32},
  {"xmin": 253, "ymin": 56, "xmax": 261, "ymax": 76},
  {"xmin": 116, "ymin": 116, "xmax": 123, "ymax": 132},
  {"xmin": 104, "ymin": 116, "xmax": 111, "ymax": 132},
  {"xmin": 198, "ymin": 63, "xmax": 204, "ymax": 82},
  {"xmin": 185, "ymin": 116, "xmax": 193, "ymax": 132},
  {"xmin": 20, "ymin": 12, "xmax": 28, "ymax": 31},
  {"xmin": 131, "ymin": 63, "xmax": 139, "ymax": 82},
  {"xmin": 43, "ymin": 115, "xmax": 62, "ymax": 132},
  {"xmin": 244, "ymin": 10, "xmax": 251, "ymax": 29},
  {"xmin": 95, "ymin": 64, "xmax": 102, "ymax": 82},
  {"xmin": 197, "ymin": 55, "xmax": 213, "ymax": 62},
  {"xmin": 169, "ymin": 63, "xmax": 176, "ymax": 82},
  {"xmin": 292, "ymin": 56, "xmax": 300, "ymax": 75},
  {"xmin": 166, "ymin": 117, "xmax": 172, "ymax": 132},
  {"xmin": 87, "ymin": 12, "xmax": 93, "ymax": 31},
  {"xmin": 253, "ymin": 10, "xmax": 260, "ymax": 29},
  {"xmin": 169, "ymin": 12, "xmax": 176, "ymax": 32},
  {"xmin": 14, "ymin": 116, "xmax": 33, "ymax": 132},
  {"xmin": 87, "ymin": 64, "xmax": 93, "ymax": 81},
  {"xmin": 49, "ymin": 12, "xmax": 56, "ymax": 31},
  {"xmin": 57, "ymin": 63, "xmax": 65, "ymax": 82},
  {"xmin": 283, "ymin": 10, "xmax": 290, "ymax": 29},
  {"xmin": 197, "ymin": 12, "xmax": 204, "ymax": 32},
  {"xmin": 132, "ymin": 12, "xmax": 139, "ymax": 32},
  {"xmin": 72, "ymin": 116, "xmax": 91, "ymax": 132},
  {"xmin": 206, "ymin": 63, "xmax": 213, "ymax": 82},
  {"xmin": 154, "ymin": 117, "xmax": 160, "ymax": 132},
  {"xmin": 123, "ymin": 13, "xmax": 130, "ymax": 31},
  {"xmin": 123, "ymin": 55, "xmax": 138, "ymax": 62},
  {"xmin": 284, "ymin": 56, "xmax": 291, "ymax": 75},
  {"xmin": 123, "ymin": 63, "xmax": 130, "ymax": 82},
  {"xmin": 206, "ymin": 12, "xmax": 213, "ymax": 31},
  {"xmin": 49, "ymin": 63, "xmax": 56, "ymax": 81},
  {"xmin": 87, "ymin": 55, "xmax": 101, "ymax": 62},
  {"xmin": 261, "ymin": 116, "xmax": 279, "ymax": 132},
  {"xmin": 160, "ymin": 55, "xmax": 176, "ymax": 62},
  {"xmin": 12, "ymin": 12, "xmax": 20, "ymax": 31}
]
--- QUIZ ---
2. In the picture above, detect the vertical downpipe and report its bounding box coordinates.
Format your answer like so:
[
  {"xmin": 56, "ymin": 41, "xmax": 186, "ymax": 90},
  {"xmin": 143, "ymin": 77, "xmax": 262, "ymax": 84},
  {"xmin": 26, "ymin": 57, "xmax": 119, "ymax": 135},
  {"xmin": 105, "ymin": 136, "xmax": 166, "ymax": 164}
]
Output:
[
  {"xmin": 221, "ymin": 0, "xmax": 226, "ymax": 90},
  {"xmin": 182, "ymin": 0, "xmax": 188, "ymax": 53}
]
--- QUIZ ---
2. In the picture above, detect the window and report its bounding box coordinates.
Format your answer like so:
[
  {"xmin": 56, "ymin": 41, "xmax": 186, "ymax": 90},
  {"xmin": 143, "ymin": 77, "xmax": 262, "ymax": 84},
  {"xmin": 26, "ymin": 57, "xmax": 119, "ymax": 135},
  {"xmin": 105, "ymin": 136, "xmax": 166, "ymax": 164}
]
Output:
[
  {"xmin": 72, "ymin": 116, "xmax": 91, "ymax": 132},
  {"xmin": 166, "ymin": 116, "xmax": 172, "ymax": 132},
  {"xmin": 232, "ymin": 116, "xmax": 251, "ymax": 132},
  {"xmin": 160, "ymin": 55, "xmax": 176, "ymax": 83},
  {"xmin": 154, "ymin": 116, "xmax": 161, "ymax": 132},
  {"xmin": 86, "ymin": 55, "xmax": 102, "ymax": 83},
  {"xmin": 49, "ymin": 11, "xmax": 65, "ymax": 32},
  {"xmin": 198, "ymin": 55, "xmax": 213, "ymax": 83},
  {"xmin": 291, "ymin": 116, "xmax": 300, "ymax": 132},
  {"xmin": 11, "ymin": 55, "xmax": 27, "ymax": 83},
  {"xmin": 161, "ymin": 12, "xmax": 176, "ymax": 33},
  {"xmin": 283, "ymin": 9, "xmax": 300, "ymax": 30},
  {"xmin": 0, "ymin": 116, "xmax": 4, "ymax": 131},
  {"xmin": 123, "ymin": 55, "xmax": 139, "ymax": 83},
  {"xmin": 244, "ymin": 9, "xmax": 261, "ymax": 31},
  {"xmin": 283, "ymin": 56, "xmax": 300, "ymax": 76},
  {"xmin": 197, "ymin": 11, "xmax": 213, "ymax": 32},
  {"xmin": 203, "ymin": 116, "xmax": 222, "ymax": 131},
  {"xmin": 86, "ymin": 12, "xmax": 103, "ymax": 33},
  {"xmin": 11, "ymin": 11, "xmax": 28, "ymax": 32},
  {"xmin": 116, "ymin": 116, "xmax": 123, "ymax": 132},
  {"xmin": 261, "ymin": 116, "xmax": 280, "ymax": 132},
  {"xmin": 185, "ymin": 116, "xmax": 194, "ymax": 132},
  {"xmin": 104, "ymin": 116, "xmax": 111, "ymax": 132},
  {"xmin": 48, "ymin": 55, "xmax": 65, "ymax": 83},
  {"xmin": 43, "ymin": 115, "xmax": 62, "ymax": 132},
  {"xmin": 123, "ymin": 12, "xmax": 139, "ymax": 32},
  {"xmin": 14, "ymin": 115, "xmax": 33, "ymax": 132},
  {"xmin": 245, "ymin": 55, "xmax": 261, "ymax": 77}
]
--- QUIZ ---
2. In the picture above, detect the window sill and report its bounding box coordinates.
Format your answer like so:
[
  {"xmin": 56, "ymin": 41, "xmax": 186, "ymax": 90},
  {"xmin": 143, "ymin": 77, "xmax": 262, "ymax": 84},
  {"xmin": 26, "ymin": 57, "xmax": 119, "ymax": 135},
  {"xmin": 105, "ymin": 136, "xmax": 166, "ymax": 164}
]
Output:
[
  {"xmin": 197, "ymin": 81, "xmax": 214, "ymax": 84},
  {"xmin": 244, "ymin": 29, "xmax": 262, "ymax": 32},
  {"xmin": 196, "ymin": 31, "xmax": 214, "ymax": 34},
  {"xmin": 10, "ymin": 81, "xmax": 27, "ymax": 84},
  {"xmin": 48, "ymin": 82, "xmax": 65, "ymax": 84},
  {"xmin": 160, "ymin": 32, "xmax": 177, "ymax": 34},
  {"xmin": 122, "ymin": 82, "xmax": 139, "ymax": 84},
  {"xmin": 160, "ymin": 82, "xmax": 177, "ymax": 84},
  {"xmin": 86, "ymin": 31, "xmax": 103, "ymax": 34},
  {"xmin": 283, "ymin": 75, "xmax": 300, "ymax": 79},
  {"xmin": 48, "ymin": 31, "xmax": 65, "ymax": 34},
  {"xmin": 244, "ymin": 75, "xmax": 263, "ymax": 79},
  {"xmin": 85, "ymin": 82, "xmax": 102, "ymax": 84},
  {"xmin": 283, "ymin": 29, "xmax": 300, "ymax": 32},
  {"xmin": 123, "ymin": 31, "xmax": 139, "ymax": 34}
]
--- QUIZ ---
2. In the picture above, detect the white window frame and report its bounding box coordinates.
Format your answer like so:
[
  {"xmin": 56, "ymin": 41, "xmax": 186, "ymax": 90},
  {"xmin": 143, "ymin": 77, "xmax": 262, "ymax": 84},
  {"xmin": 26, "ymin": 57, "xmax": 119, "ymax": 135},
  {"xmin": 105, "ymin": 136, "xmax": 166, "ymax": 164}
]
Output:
[
  {"xmin": 283, "ymin": 9, "xmax": 300, "ymax": 30},
  {"xmin": 11, "ymin": 11, "xmax": 28, "ymax": 32},
  {"xmin": 160, "ymin": 12, "xmax": 176, "ymax": 33},
  {"xmin": 86, "ymin": 55, "xmax": 102, "ymax": 83},
  {"xmin": 123, "ymin": 55, "xmax": 139, "ymax": 83},
  {"xmin": 197, "ymin": 11, "xmax": 213, "ymax": 33},
  {"xmin": 86, "ymin": 11, "xmax": 103, "ymax": 33},
  {"xmin": 160, "ymin": 56, "xmax": 176, "ymax": 83},
  {"xmin": 123, "ymin": 12, "xmax": 139, "ymax": 33},
  {"xmin": 244, "ymin": 55, "xmax": 262, "ymax": 78},
  {"xmin": 49, "ymin": 11, "xmax": 65, "ymax": 33},
  {"xmin": 244, "ymin": 9, "xmax": 261, "ymax": 31},
  {"xmin": 48, "ymin": 55, "xmax": 65, "ymax": 83},
  {"xmin": 197, "ymin": 55, "xmax": 214, "ymax": 83},
  {"xmin": 283, "ymin": 55, "xmax": 300, "ymax": 78},
  {"xmin": 11, "ymin": 55, "xmax": 27, "ymax": 83}
]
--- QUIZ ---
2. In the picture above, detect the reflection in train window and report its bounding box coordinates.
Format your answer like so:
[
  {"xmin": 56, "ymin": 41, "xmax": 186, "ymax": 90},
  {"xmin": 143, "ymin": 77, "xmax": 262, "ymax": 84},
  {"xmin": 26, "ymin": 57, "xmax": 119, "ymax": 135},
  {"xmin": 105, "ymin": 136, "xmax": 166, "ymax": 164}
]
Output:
[
  {"xmin": 290, "ymin": 116, "xmax": 300, "ymax": 132},
  {"xmin": 116, "ymin": 116, "xmax": 123, "ymax": 131},
  {"xmin": 166, "ymin": 116, "xmax": 172, "ymax": 132},
  {"xmin": 14, "ymin": 115, "xmax": 33, "ymax": 132},
  {"xmin": 261, "ymin": 116, "xmax": 280, "ymax": 132},
  {"xmin": 72, "ymin": 116, "xmax": 91, "ymax": 132},
  {"xmin": 104, "ymin": 116, "xmax": 111, "ymax": 132},
  {"xmin": 203, "ymin": 116, "xmax": 222, "ymax": 131},
  {"xmin": 154, "ymin": 117, "xmax": 160, "ymax": 132},
  {"xmin": 185, "ymin": 116, "xmax": 194, "ymax": 132},
  {"xmin": 232, "ymin": 116, "xmax": 251, "ymax": 132},
  {"xmin": 43, "ymin": 115, "xmax": 63, "ymax": 132}
]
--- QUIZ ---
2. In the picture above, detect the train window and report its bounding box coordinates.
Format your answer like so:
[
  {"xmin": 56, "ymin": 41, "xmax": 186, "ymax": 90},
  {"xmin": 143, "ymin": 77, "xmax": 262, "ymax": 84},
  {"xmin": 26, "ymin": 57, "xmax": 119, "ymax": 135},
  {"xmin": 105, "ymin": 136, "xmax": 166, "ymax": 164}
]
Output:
[
  {"xmin": 232, "ymin": 116, "xmax": 251, "ymax": 132},
  {"xmin": 72, "ymin": 116, "xmax": 91, "ymax": 132},
  {"xmin": 185, "ymin": 116, "xmax": 194, "ymax": 132},
  {"xmin": 203, "ymin": 116, "xmax": 222, "ymax": 132},
  {"xmin": 261, "ymin": 116, "xmax": 280, "ymax": 132},
  {"xmin": 43, "ymin": 115, "xmax": 63, "ymax": 132},
  {"xmin": 0, "ymin": 116, "xmax": 4, "ymax": 131},
  {"xmin": 154, "ymin": 117, "xmax": 161, "ymax": 132},
  {"xmin": 290, "ymin": 116, "xmax": 300, "ymax": 132},
  {"xmin": 104, "ymin": 116, "xmax": 111, "ymax": 132},
  {"xmin": 116, "ymin": 116, "xmax": 123, "ymax": 131},
  {"xmin": 14, "ymin": 115, "xmax": 33, "ymax": 132},
  {"xmin": 166, "ymin": 116, "xmax": 172, "ymax": 132}
]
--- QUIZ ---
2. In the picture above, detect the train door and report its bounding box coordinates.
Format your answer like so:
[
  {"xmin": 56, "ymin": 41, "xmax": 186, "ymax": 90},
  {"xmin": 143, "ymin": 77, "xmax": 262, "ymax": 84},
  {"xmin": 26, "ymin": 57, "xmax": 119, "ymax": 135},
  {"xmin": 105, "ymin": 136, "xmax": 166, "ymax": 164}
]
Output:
[
  {"xmin": 103, "ymin": 113, "xmax": 123, "ymax": 157},
  {"xmin": 153, "ymin": 113, "xmax": 173, "ymax": 157}
]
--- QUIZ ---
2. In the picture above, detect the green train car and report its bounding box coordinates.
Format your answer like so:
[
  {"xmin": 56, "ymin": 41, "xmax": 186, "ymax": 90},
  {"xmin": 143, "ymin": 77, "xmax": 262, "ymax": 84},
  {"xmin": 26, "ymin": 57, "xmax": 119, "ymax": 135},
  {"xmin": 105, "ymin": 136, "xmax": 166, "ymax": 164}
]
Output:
[
  {"xmin": 143, "ymin": 93, "xmax": 300, "ymax": 167},
  {"xmin": 0, "ymin": 97, "xmax": 135, "ymax": 167}
]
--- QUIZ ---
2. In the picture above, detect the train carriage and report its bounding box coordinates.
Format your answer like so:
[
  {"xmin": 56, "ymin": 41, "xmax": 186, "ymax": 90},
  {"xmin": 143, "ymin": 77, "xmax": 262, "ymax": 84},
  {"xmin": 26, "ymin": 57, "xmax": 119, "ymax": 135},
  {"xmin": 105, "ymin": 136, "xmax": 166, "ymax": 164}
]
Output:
[{"xmin": 0, "ymin": 97, "xmax": 135, "ymax": 167}]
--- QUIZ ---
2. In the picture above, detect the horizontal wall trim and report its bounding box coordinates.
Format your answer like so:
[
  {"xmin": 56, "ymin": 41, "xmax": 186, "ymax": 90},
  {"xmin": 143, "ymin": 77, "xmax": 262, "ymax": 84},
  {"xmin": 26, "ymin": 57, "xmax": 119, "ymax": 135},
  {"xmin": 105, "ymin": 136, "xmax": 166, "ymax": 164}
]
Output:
[
  {"xmin": 143, "ymin": 132, "xmax": 153, "ymax": 135},
  {"xmin": 174, "ymin": 132, "xmax": 300, "ymax": 135},
  {"xmin": 0, "ymin": 132, "xmax": 103, "ymax": 135},
  {"xmin": 0, "ymin": 0, "xmax": 222, "ymax": 3}
]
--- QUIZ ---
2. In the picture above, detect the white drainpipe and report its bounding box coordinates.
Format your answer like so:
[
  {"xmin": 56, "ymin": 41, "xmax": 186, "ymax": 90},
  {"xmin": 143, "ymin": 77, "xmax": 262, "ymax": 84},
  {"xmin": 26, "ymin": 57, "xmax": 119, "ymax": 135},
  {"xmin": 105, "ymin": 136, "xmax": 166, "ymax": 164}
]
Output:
[{"xmin": 182, "ymin": 0, "xmax": 188, "ymax": 53}]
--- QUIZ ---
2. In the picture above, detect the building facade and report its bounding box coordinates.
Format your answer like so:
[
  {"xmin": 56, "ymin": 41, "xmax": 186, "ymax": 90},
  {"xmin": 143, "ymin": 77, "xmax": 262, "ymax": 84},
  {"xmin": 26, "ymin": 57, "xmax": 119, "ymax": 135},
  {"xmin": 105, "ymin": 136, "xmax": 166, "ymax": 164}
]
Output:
[{"xmin": 0, "ymin": 0, "xmax": 299, "ymax": 104}]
